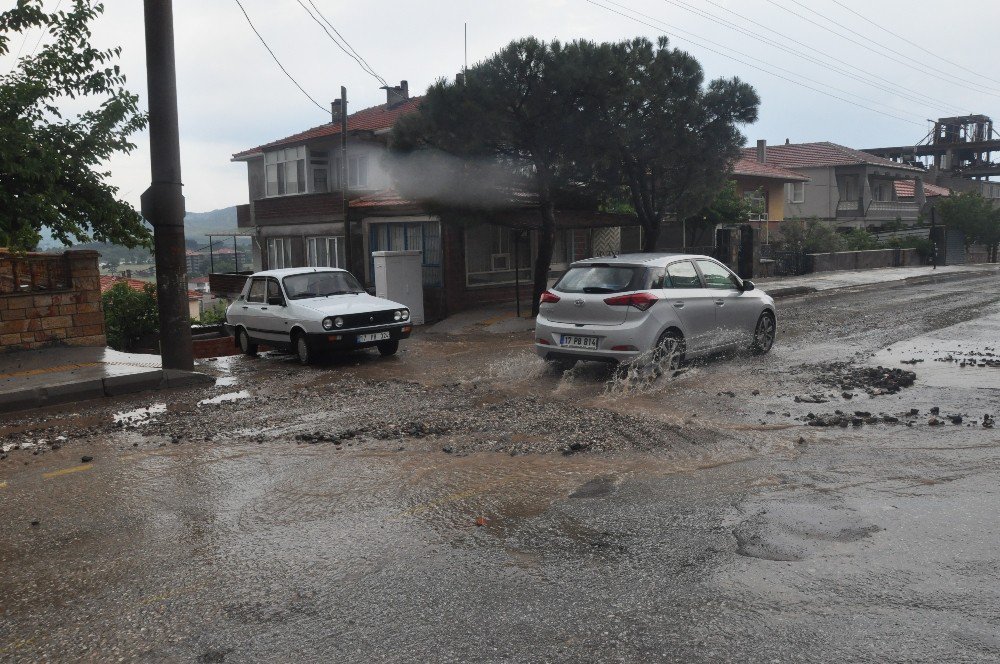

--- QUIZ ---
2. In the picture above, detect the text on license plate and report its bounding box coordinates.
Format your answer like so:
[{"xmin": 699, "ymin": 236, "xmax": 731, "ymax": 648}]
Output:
[
  {"xmin": 560, "ymin": 334, "xmax": 598, "ymax": 349},
  {"xmin": 357, "ymin": 331, "xmax": 391, "ymax": 343}
]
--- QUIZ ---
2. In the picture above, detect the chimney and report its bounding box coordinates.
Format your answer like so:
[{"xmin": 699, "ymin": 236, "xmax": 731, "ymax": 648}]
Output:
[
  {"xmin": 756, "ymin": 139, "xmax": 767, "ymax": 164},
  {"xmin": 785, "ymin": 138, "xmax": 790, "ymax": 145},
  {"xmin": 330, "ymin": 99, "xmax": 342, "ymax": 123},
  {"xmin": 383, "ymin": 79, "xmax": 410, "ymax": 108}
]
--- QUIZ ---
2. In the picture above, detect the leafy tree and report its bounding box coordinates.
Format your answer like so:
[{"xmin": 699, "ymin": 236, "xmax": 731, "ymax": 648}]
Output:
[
  {"xmin": 391, "ymin": 38, "xmax": 585, "ymax": 315},
  {"xmin": 937, "ymin": 191, "xmax": 1000, "ymax": 262},
  {"xmin": 683, "ymin": 181, "xmax": 751, "ymax": 246},
  {"xmin": 0, "ymin": 1, "xmax": 149, "ymax": 251},
  {"xmin": 565, "ymin": 37, "xmax": 759, "ymax": 250},
  {"xmin": 101, "ymin": 281, "xmax": 158, "ymax": 351}
]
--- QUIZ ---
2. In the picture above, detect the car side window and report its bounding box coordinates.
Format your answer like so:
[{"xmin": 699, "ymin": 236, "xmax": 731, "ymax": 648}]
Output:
[
  {"xmin": 266, "ymin": 279, "xmax": 283, "ymax": 302},
  {"xmin": 696, "ymin": 259, "xmax": 741, "ymax": 290},
  {"xmin": 664, "ymin": 261, "xmax": 702, "ymax": 288},
  {"xmin": 247, "ymin": 278, "xmax": 266, "ymax": 303},
  {"xmin": 648, "ymin": 267, "xmax": 669, "ymax": 289}
]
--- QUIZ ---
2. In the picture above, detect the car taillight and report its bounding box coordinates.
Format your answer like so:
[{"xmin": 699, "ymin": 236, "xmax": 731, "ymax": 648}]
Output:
[
  {"xmin": 603, "ymin": 292, "xmax": 659, "ymax": 311},
  {"xmin": 540, "ymin": 290, "xmax": 560, "ymax": 304}
]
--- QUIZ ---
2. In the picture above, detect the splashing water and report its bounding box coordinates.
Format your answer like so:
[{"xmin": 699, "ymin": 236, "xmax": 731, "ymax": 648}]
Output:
[{"xmin": 606, "ymin": 340, "xmax": 685, "ymax": 396}]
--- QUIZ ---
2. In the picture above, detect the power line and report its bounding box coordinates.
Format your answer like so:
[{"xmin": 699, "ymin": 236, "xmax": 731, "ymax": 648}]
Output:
[
  {"xmin": 28, "ymin": 0, "xmax": 63, "ymax": 58},
  {"xmin": 585, "ymin": 0, "xmax": 925, "ymax": 127},
  {"xmin": 304, "ymin": 0, "xmax": 388, "ymax": 88},
  {"xmin": 233, "ymin": 0, "xmax": 327, "ymax": 114},
  {"xmin": 829, "ymin": 0, "xmax": 1000, "ymax": 89},
  {"xmin": 664, "ymin": 0, "xmax": 967, "ymax": 117},
  {"xmin": 769, "ymin": 0, "xmax": 1000, "ymax": 99},
  {"xmin": 294, "ymin": 0, "xmax": 388, "ymax": 88}
]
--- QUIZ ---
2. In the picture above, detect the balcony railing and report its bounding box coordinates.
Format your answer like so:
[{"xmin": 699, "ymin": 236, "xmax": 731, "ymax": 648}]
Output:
[
  {"xmin": 836, "ymin": 199, "xmax": 864, "ymax": 217},
  {"xmin": 865, "ymin": 200, "xmax": 920, "ymax": 220}
]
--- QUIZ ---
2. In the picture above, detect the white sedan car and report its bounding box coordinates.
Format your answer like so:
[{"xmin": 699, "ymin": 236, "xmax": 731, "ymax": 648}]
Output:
[
  {"xmin": 225, "ymin": 268, "xmax": 412, "ymax": 364},
  {"xmin": 534, "ymin": 253, "xmax": 776, "ymax": 369}
]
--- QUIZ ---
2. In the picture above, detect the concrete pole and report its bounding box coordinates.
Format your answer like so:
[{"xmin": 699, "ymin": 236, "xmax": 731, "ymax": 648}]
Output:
[
  {"xmin": 140, "ymin": 0, "xmax": 193, "ymax": 370},
  {"xmin": 340, "ymin": 86, "xmax": 354, "ymax": 277}
]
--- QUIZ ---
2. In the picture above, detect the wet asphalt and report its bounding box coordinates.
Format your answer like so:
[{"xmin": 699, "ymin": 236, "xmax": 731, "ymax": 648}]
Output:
[{"xmin": 1, "ymin": 271, "xmax": 999, "ymax": 663}]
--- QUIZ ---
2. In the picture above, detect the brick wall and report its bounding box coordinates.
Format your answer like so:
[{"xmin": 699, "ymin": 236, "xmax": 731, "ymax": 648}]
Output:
[{"xmin": 0, "ymin": 250, "xmax": 107, "ymax": 352}]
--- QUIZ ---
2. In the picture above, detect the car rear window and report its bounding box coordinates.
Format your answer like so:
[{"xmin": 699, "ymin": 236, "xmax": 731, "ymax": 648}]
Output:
[{"xmin": 553, "ymin": 265, "xmax": 648, "ymax": 294}]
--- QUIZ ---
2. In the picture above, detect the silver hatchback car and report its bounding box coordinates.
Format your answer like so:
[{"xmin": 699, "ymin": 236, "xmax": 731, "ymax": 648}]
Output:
[{"xmin": 534, "ymin": 253, "xmax": 776, "ymax": 367}]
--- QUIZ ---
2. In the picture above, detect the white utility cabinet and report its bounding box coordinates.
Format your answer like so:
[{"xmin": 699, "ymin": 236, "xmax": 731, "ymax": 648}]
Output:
[{"xmin": 372, "ymin": 250, "xmax": 425, "ymax": 325}]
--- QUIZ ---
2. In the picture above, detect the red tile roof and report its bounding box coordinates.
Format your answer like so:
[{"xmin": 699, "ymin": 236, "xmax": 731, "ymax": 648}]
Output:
[
  {"xmin": 732, "ymin": 156, "xmax": 808, "ymax": 182},
  {"xmin": 894, "ymin": 180, "xmax": 950, "ymax": 198},
  {"xmin": 100, "ymin": 275, "xmax": 201, "ymax": 300},
  {"xmin": 741, "ymin": 142, "xmax": 924, "ymax": 172},
  {"xmin": 233, "ymin": 97, "xmax": 424, "ymax": 160}
]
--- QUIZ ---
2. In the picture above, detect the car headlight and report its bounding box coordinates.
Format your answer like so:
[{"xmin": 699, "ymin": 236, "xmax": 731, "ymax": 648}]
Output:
[
  {"xmin": 401, "ymin": 309, "xmax": 409, "ymax": 321},
  {"xmin": 394, "ymin": 310, "xmax": 402, "ymax": 321},
  {"xmin": 322, "ymin": 317, "xmax": 334, "ymax": 331},
  {"xmin": 334, "ymin": 316, "xmax": 344, "ymax": 328}
]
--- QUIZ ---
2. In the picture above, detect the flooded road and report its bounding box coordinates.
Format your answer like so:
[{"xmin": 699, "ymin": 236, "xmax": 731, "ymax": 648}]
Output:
[{"xmin": 1, "ymin": 272, "xmax": 999, "ymax": 662}]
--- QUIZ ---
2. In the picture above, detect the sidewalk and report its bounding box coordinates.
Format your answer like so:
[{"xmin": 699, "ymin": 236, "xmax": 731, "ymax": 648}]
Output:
[
  {"xmin": 426, "ymin": 263, "xmax": 1000, "ymax": 336},
  {"xmin": 0, "ymin": 347, "xmax": 214, "ymax": 415},
  {"xmin": 756, "ymin": 263, "xmax": 1000, "ymax": 298}
]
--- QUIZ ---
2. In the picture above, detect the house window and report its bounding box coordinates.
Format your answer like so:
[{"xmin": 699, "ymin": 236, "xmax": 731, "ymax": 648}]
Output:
[
  {"xmin": 465, "ymin": 225, "xmax": 532, "ymax": 287},
  {"xmin": 369, "ymin": 221, "xmax": 442, "ymax": 286},
  {"xmin": 349, "ymin": 154, "xmax": 368, "ymax": 188},
  {"xmin": 743, "ymin": 190, "xmax": 767, "ymax": 221},
  {"xmin": 266, "ymin": 238, "xmax": 292, "ymax": 269},
  {"xmin": 306, "ymin": 236, "xmax": 344, "ymax": 268},
  {"xmin": 787, "ymin": 181, "xmax": 805, "ymax": 204},
  {"xmin": 265, "ymin": 146, "xmax": 306, "ymax": 197},
  {"xmin": 841, "ymin": 175, "xmax": 859, "ymax": 202},
  {"xmin": 873, "ymin": 182, "xmax": 890, "ymax": 202}
]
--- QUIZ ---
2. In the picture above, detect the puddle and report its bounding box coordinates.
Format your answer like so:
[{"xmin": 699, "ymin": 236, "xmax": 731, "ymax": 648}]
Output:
[
  {"xmin": 114, "ymin": 403, "xmax": 168, "ymax": 426},
  {"xmin": 215, "ymin": 376, "xmax": 238, "ymax": 388},
  {"xmin": 198, "ymin": 391, "xmax": 251, "ymax": 406}
]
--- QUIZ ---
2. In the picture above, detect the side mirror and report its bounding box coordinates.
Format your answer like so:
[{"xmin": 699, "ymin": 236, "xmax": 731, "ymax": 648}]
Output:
[
  {"xmin": 742, "ymin": 280, "xmax": 755, "ymax": 291},
  {"xmin": 267, "ymin": 295, "xmax": 285, "ymax": 306}
]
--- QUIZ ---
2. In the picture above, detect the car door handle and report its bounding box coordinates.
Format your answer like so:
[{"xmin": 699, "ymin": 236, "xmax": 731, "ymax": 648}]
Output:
[
  {"xmin": 241, "ymin": 306, "xmax": 248, "ymax": 310},
  {"xmin": 261, "ymin": 307, "xmax": 268, "ymax": 311},
  {"xmin": 715, "ymin": 299, "xmax": 725, "ymax": 306},
  {"xmin": 673, "ymin": 301, "xmax": 684, "ymax": 308}
]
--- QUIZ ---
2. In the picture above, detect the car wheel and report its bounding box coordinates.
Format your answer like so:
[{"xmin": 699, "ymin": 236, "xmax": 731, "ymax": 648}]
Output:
[
  {"xmin": 237, "ymin": 328, "xmax": 258, "ymax": 356},
  {"xmin": 377, "ymin": 339, "xmax": 399, "ymax": 356},
  {"xmin": 751, "ymin": 312, "xmax": 776, "ymax": 354},
  {"xmin": 548, "ymin": 358, "xmax": 577, "ymax": 372},
  {"xmin": 652, "ymin": 330, "xmax": 686, "ymax": 370},
  {"xmin": 294, "ymin": 331, "xmax": 314, "ymax": 365}
]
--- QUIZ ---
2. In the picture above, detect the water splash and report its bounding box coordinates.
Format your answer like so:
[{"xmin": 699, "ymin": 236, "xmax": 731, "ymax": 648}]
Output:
[{"xmin": 606, "ymin": 341, "xmax": 684, "ymax": 397}]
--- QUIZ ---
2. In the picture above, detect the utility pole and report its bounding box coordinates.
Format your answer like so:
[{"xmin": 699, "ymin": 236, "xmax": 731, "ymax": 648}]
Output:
[
  {"xmin": 339, "ymin": 86, "xmax": 354, "ymax": 276},
  {"xmin": 930, "ymin": 206, "xmax": 938, "ymax": 270},
  {"xmin": 140, "ymin": 0, "xmax": 193, "ymax": 370}
]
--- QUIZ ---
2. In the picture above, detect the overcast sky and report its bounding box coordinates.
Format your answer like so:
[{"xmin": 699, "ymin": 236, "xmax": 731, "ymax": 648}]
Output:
[{"xmin": 7, "ymin": 0, "xmax": 1000, "ymax": 213}]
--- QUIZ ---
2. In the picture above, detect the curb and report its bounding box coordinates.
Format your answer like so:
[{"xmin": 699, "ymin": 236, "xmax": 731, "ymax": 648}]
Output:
[
  {"xmin": 766, "ymin": 286, "xmax": 818, "ymax": 299},
  {"xmin": 0, "ymin": 369, "xmax": 215, "ymax": 415},
  {"xmin": 762, "ymin": 266, "xmax": 999, "ymax": 300}
]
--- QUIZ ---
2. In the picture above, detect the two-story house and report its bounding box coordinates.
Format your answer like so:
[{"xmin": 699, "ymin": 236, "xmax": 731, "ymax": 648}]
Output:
[
  {"xmin": 731, "ymin": 141, "xmax": 810, "ymax": 243},
  {"xmin": 743, "ymin": 141, "xmax": 928, "ymax": 229},
  {"xmin": 221, "ymin": 82, "xmax": 641, "ymax": 319}
]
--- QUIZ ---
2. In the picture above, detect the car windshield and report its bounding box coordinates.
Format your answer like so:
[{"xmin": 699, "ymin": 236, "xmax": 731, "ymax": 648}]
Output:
[
  {"xmin": 282, "ymin": 271, "xmax": 365, "ymax": 299},
  {"xmin": 553, "ymin": 265, "xmax": 647, "ymax": 294}
]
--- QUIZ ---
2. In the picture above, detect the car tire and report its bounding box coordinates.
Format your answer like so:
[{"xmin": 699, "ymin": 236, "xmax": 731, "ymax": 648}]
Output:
[
  {"xmin": 377, "ymin": 339, "xmax": 399, "ymax": 356},
  {"xmin": 750, "ymin": 312, "xmax": 776, "ymax": 354},
  {"xmin": 652, "ymin": 330, "xmax": 686, "ymax": 370},
  {"xmin": 237, "ymin": 328, "xmax": 258, "ymax": 356},
  {"xmin": 548, "ymin": 358, "xmax": 577, "ymax": 372},
  {"xmin": 294, "ymin": 331, "xmax": 314, "ymax": 365}
]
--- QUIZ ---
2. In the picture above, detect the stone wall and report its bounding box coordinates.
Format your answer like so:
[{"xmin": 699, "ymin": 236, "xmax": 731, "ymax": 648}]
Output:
[
  {"xmin": 0, "ymin": 250, "xmax": 107, "ymax": 352},
  {"xmin": 805, "ymin": 248, "xmax": 921, "ymax": 273}
]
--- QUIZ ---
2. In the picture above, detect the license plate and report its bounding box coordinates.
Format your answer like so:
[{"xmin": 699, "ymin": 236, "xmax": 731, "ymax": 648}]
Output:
[
  {"xmin": 357, "ymin": 331, "xmax": 390, "ymax": 343},
  {"xmin": 560, "ymin": 334, "xmax": 598, "ymax": 349}
]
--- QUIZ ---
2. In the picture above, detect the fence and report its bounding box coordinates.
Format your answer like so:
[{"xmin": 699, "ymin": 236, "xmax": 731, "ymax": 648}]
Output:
[{"xmin": 0, "ymin": 252, "xmax": 70, "ymax": 295}]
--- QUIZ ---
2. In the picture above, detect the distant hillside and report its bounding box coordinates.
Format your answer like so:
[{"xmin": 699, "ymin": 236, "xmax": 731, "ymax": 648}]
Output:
[{"xmin": 37, "ymin": 206, "xmax": 241, "ymax": 250}]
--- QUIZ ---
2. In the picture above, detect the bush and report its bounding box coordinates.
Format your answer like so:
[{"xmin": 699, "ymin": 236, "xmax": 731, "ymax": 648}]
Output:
[
  {"xmin": 102, "ymin": 281, "xmax": 158, "ymax": 351},
  {"xmin": 777, "ymin": 219, "xmax": 845, "ymax": 253},
  {"xmin": 196, "ymin": 301, "xmax": 228, "ymax": 325},
  {"xmin": 843, "ymin": 229, "xmax": 879, "ymax": 251}
]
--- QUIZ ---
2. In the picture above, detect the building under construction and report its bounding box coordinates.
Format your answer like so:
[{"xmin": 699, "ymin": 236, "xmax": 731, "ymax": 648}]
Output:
[{"xmin": 866, "ymin": 115, "xmax": 1000, "ymax": 194}]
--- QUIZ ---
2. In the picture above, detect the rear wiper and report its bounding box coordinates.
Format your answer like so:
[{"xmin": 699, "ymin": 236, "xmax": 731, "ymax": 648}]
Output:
[{"xmin": 582, "ymin": 286, "xmax": 615, "ymax": 293}]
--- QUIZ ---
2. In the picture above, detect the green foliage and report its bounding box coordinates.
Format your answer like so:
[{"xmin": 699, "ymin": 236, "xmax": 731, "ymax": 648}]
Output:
[
  {"xmin": 937, "ymin": 191, "xmax": 1000, "ymax": 260},
  {"xmin": 843, "ymin": 228, "xmax": 879, "ymax": 251},
  {"xmin": 0, "ymin": 1, "xmax": 149, "ymax": 251},
  {"xmin": 562, "ymin": 37, "xmax": 759, "ymax": 249},
  {"xmin": 196, "ymin": 301, "xmax": 228, "ymax": 325},
  {"xmin": 881, "ymin": 235, "xmax": 933, "ymax": 260},
  {"xmin": 684, "ymin": 181, "xmax": 751, "ymax": 245},
  {"xmin": 778, "ymin": 219, "xmax": 846, "ymax": 253},
  {"xmin": 101, "ymin": 281, "xmax": 158, "ymax": 351}
]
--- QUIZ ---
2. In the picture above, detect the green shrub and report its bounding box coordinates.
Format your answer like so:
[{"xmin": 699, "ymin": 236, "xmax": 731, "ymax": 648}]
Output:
[
  {"xmin": 101, "ymin": 281, "xmax": 158, "ymax": 351},
  {"xmin": 777, "ymin": 219, "xmax": 845, "ymax": 253},
  {"xmin": 843, "ymin": 229, "xmax": 879, "ymax": 251},
  {"xmin": 196, "ymin": 301, "xmax": 228, "ymax": 325}
]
